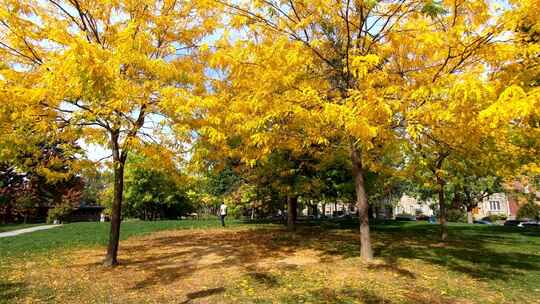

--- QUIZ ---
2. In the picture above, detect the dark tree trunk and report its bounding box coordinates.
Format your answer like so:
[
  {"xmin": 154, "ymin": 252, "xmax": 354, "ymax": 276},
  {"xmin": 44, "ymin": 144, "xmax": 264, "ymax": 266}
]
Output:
[
  {"xmin": 104, "ymin": 133, "xmax": 127, "ymax": 267},
  {"xmin": 438, "ymin": 179, "xmax": 448, "ymax": 241},
  {"xmin": 3, "ymin": 203, "xmax": 11, "ymax": 224},
  {"xmin": 287, "ymin": 195, "xmax": 296, "ymax": 231},
  {"xmin": 351, "ymin": 148, "xmax": 373, "ymax": 261},
  {"xmin": 292, "ymin": 196, "xmax": 298, "ymax": 222}
]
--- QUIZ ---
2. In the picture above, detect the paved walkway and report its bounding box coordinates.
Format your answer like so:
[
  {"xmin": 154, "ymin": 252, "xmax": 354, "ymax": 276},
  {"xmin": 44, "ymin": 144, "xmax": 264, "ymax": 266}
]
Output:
[{"xmin": 0, "ymin": 225, "xmax": 62, "ymax": 238}]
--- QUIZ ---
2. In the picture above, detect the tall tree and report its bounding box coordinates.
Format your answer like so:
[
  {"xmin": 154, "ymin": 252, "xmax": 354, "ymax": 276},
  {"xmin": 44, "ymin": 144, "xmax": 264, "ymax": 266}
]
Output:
[
  {"xmin": 0, "ymin": 0, "xmax": 218, "ymax": 266},
  {"xmin": 404, "ymin": 77, "xmax": 506, "ymax": 239},
  {"xmin": 205, "ymin": 0, "xmax": 506, "ymax": 259}
]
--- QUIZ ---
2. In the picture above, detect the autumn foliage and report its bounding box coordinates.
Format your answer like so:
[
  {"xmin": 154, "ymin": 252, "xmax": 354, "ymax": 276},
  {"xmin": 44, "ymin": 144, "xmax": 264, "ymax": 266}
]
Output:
[{"xmin": 1, "ymin": 0, "xmax": 538, "ymax": 264}]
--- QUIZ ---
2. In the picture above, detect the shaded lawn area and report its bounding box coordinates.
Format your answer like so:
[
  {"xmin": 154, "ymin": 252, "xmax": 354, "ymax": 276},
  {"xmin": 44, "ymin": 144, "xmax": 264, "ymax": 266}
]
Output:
[
  {"xmin": 0, "ymin": 223, "xmax": 44, "ymax": 233},
  {"xmin": 0, "ymin": 219, "xmax": 246, "ymax": 259},
  {"xmin": 1, "ymin": 219, "xmax": 539, "ymax": 304}
]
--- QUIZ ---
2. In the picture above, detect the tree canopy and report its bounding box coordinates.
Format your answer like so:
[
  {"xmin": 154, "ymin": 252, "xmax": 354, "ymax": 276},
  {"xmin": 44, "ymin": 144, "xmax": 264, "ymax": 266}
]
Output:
[{"xmin": 0, "ymin": 0, "xmax": 538, "ymax": 265}]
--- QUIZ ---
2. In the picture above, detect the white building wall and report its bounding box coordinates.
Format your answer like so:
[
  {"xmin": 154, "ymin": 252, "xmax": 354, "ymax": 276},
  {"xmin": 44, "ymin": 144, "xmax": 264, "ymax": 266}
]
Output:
[
  {"xmin": 394, "ymin": 195, "xmax": 434, "ymax": 217},
  {"xmin": 301, "ymin": 201, "xmax": 356, "ymax": 217},
  {"xmin": 475, "ymin": 192, "xmax": 510, "ymax": 219}
]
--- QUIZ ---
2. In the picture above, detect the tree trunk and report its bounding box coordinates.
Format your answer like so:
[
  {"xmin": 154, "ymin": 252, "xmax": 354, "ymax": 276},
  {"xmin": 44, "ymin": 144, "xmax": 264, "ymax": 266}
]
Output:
[
  {"xmin": 438, "ymin": 180, "xmax": 448, "ymax": 241},
  {"xmin": 287, "ymin": 195, "xmax": 296, "ymax": 231},
  {"xmin": 467, "ymin": 208, "xmax": 474, "ymax": 224},
  {"xmin": 103, "ymin": 136, "xmax": 126, "ymax": 267},
  {"xmin": 351, "ymin": 148, "xmax": 373, "ymax": 261},
  {"xmin": 292, "ymin": 196, "xmax": 298, "ymax": 222},
  {"xmin": 3, "ymin": 203, "xmax": 11, "ymax": 224}
]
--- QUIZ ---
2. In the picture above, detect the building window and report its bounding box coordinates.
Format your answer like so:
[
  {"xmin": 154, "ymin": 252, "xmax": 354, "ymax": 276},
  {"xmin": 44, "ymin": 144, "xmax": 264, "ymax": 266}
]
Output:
[{"xmin": 489, "ymin": 201, "xmax": 501, "ymax": 211}]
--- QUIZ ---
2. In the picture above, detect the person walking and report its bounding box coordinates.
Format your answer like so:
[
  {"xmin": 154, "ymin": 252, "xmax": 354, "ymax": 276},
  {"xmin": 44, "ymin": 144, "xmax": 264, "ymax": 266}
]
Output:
[{"xmin": 219, "ymin": 203, "xmax": 228, "ymax": 227}]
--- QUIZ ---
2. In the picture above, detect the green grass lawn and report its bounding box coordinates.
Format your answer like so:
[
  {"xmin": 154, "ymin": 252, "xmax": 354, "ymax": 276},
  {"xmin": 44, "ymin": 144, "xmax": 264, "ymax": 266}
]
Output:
[
  {"xmin": 0, "ymin": 219, "xmax": 246, "ymax": 260},
  {"xmin": 0, "ymin": 223, "xmax": 44, "ymax": 233},
  {"xmin": 1, "ymin": 219, "xmax": 539, "ymax": 303}
]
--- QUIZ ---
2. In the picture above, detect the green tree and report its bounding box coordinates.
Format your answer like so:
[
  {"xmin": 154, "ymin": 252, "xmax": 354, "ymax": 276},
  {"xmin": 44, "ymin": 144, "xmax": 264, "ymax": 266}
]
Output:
[
  {"xmin": 517, "ymin": 201, "xmax": 540, "ymax": 221},
  {"xmin": 124, "ymin": 164, "xmax": 193, "ymax": 221},
  {"xmin": 118, "ymin": 154, "xmax": 194, "ymax": 221}
]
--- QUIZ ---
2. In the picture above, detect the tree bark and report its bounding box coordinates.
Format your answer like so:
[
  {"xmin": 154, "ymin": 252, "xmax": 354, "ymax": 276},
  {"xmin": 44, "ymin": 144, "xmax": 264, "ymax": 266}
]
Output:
[
  {"xmin": 103, "ymin": 132, "xmax": 127, "ymax": 267},
  {"xmin": 438, "ymin": 179, "xmax": 448, "ymax": 241},
  {"xmin": 292, "ymin": 196, "xmax": 298, "ymax": 222},
  {"xmin": 467, "ymin": 208, "xmax": 474, "ymax": 224},
  {"xmin": 351, "ymin": 148, "xmax": 373, "ymax": 261},
  {"xmin": 3, "ymin": 203, "xmax": 11, "ymax": 224},
  {"xmin": 287, "ymin": 195, "xmax": 296, "ymax": 231}
]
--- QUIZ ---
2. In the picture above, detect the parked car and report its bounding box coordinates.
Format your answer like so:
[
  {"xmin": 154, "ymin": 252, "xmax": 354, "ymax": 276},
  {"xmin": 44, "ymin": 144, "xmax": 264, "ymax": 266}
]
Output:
[
  {"xmin": 474, "ymin": 220, "xmax": 492, "ymax": 225},
  {"xmin": 395, "ymin": 215, "xmax": 417, "ymax": 221},
  {"xmin": 518, "ymin": 221, "xmax": 540, "ymax": 228},
  {"xmin": 416, "ymin": 215, "xmax": 431, "ymax": 221},
  {"xmin": 336, "ymin": 213, "xmax": 353, "ymax": 219},
  {"xmin": 503, "ymin": 220, "xmax": 523, "ymax": 227}
]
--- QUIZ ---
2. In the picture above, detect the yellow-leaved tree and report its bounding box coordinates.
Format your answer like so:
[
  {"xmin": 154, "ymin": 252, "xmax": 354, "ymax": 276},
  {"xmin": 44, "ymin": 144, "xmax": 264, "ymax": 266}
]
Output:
[
  {"xmin": 376, "ymin": 0, "xmax": 510, "ymax": 240},
  {"xmin": 0, "ymin": 0, "xmax": 219, "ymax": 266},
  {"xmin": 480, "ymin": 0, "xmax": 540, "ymax": 176},
  {"xmin": 206, "ymin": 0, "xmax": 508, "ymax": 260}
]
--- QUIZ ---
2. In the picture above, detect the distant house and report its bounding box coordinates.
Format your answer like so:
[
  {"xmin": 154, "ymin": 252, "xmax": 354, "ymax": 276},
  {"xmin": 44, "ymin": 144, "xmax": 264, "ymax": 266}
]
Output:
[
  {"xmin": 391, "ymin": 192, "xmax": 527, "ymax": 220},
  {"xmin": 300, "ymin": 200, "xmax": 356, "ymax": 217},
  {"xmin": 489, "ymin": 180, "xmax": 540, "ymax": 220},
  {"xmin": 306, "ymin": 195, "xmax": 435, "ymax": 220},
  {"xmin": 393, "ymin": 195, "xmax": 434, "ymax": 217},
  {"xmin": 473, "ymin": 193, "xmax": 514, "ymax": 220},
  {"xmin": 65, "ymin": 204, "xmax": 105, "ymax": 222},
  {"xmin": 321, "ymin": 201, "xmax": 356, "ymax": 216},
  {"xmin": 392, "ymin": 193, "xmax": 517, "ymax": 220},
  {"xmin": 38, "ymin": 202, "xmax": 105, "ymax": 223},
  {"xmin": 299, "ymin": 188, "xmax": 537, "ymax": 221}
]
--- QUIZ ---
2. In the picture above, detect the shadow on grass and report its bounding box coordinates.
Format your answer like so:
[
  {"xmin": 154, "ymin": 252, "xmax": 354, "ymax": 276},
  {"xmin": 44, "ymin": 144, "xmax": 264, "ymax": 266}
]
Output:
[
  {"xmin": 247, "ymin": 271, "xmax": 280, "ymax": 287},
  {"xmin": 280, "ymin": 286, "xmax": 456, "ymax": 304},
  {"xmin": 280, "ymin": 288, "xmax": 390, "ymax": 304},
  {"xmin": 180, "ymin": 287, "xmax": 225, "ymax": 304},
  {"xmin": 370, "ymin": 223, "xmax": 540, "ymax": 282},
  {"xmin": 247, "ymin": 218, "xmax": 540, "ymax": 282},
  {"xmin": 369, "ymin": 255, "xmax": 416, "ymax": 279},
  {"xmin": 113, "ymin": 229, "xmax": 296, "ymax": 291},
  {"xmin": 68, "ymin": 219, "xmax": 539, "ymax": 300},
  {"xmin": 0, "ymin": 281, "xmax": 26, "ymax": 303}
]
